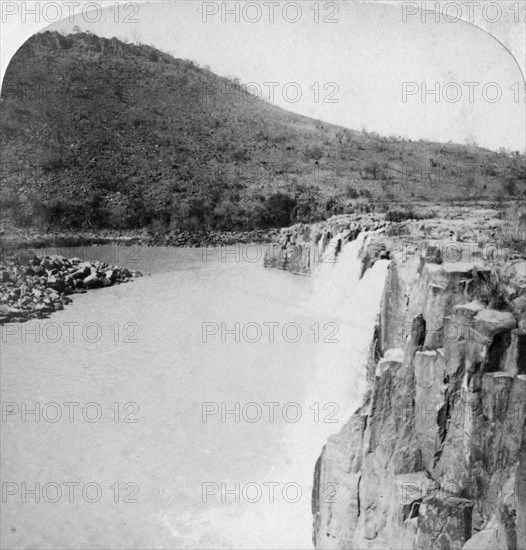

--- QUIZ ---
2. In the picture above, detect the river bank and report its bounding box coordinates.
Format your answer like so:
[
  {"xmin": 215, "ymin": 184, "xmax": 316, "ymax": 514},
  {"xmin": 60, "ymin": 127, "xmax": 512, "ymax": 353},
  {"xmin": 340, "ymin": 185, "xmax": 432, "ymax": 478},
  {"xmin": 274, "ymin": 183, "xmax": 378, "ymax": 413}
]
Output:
[
  {"xmin": 0, "ymin": 254, "xmax": 142, "ymax": 324},
  {"xmin": 0, "ymin": 227, "xmax": 278, "ymax": 255}
]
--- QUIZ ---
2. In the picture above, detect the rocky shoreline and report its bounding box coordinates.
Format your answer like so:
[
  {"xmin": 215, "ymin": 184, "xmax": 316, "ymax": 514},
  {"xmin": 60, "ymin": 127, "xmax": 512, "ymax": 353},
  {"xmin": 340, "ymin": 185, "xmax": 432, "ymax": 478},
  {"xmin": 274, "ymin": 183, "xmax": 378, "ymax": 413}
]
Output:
[
  {"xmin": 0, "ymin": 228, "xmax": 278, "ymax": 255},
  {"xmin": 0, "ymin": 254, "xmax": 142, "ymax": 324},
  {"xmin": 0, "ymin": 227, "xmax": 278, "ymax": 325}
]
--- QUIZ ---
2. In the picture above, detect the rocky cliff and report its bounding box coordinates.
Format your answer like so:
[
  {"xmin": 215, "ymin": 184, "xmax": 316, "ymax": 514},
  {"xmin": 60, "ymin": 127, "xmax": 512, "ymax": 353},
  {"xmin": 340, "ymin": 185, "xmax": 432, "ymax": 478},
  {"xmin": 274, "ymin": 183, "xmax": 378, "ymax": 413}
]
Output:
[
  {"xmin": 267, "ymin": 207, "xmax": 526, "ymax": 549},
  {"xmin": 263, "ymin": 213, "xmax": 385, "ymax": 275}
]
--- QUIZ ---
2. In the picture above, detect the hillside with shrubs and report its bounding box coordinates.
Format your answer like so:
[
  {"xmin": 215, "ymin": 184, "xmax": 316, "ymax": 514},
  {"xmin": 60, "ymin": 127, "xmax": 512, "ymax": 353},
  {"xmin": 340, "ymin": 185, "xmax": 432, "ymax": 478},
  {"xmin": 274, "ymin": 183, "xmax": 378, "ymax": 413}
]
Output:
[{"xmin": 1, "ymin": 31, "xmax": 524, "ymax": 235}]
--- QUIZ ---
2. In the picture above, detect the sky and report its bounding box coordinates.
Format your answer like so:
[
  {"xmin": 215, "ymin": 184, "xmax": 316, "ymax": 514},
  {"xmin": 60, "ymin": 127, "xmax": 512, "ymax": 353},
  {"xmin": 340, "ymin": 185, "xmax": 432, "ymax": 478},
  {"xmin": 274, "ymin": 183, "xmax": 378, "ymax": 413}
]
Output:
[{"xmin": 1, "ymin": 0, "xmax": 525, "ymax": 152}]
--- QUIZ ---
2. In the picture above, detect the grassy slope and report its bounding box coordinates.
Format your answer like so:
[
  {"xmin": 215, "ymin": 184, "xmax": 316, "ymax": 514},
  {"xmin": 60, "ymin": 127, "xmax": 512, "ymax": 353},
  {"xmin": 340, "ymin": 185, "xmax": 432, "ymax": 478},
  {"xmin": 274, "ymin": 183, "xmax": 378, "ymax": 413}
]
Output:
[{"xmin": 0, "ymin": 31, "xmax": 524, "ymax": 233}]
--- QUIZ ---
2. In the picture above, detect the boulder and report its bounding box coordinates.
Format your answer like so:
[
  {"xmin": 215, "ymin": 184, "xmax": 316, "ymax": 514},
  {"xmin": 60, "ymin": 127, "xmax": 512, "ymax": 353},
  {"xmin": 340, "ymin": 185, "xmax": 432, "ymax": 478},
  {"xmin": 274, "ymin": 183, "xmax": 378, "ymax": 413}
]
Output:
[
  {"xmin": 503, "ymin": 260, "xmax": 526, "ymax": 290},
  {"xmin": 83, "ymin": 273, "xmax": 101, "ymax": 289},
  {"xmin": 73, "ymin": 278, "xmax": 84, "ymax": 289},
  {"xmin": 49, "ymin": 255, "xmax": 64, "ymax": 268},
  {"xmin": 35, "ymin": 303, "xmax": 52, "ymax": 313},
  {"xmin": 48, "ymin": 291, "xmax": 60, "ymax": 302},
  {"xmin": 511, "ymin": 295, "xmax": 526, "ymax": 315},
  {"xmin": 453, "ymin": 301, "xmax": 485, "ymax": 319},
  {"xmin": 73, "ymin": 265, "xmax": 91, "ymax": 280},
  {"xmin": 41, "ymin": 258, "xmax": 54, "ymax": 271},
  {"xmin": 473, "ymin": 309, "xmax": 516, "ymax": 339},
  {"xmin": 0, "ymin": 304, "xmax": 12, "ymax": 320},
  {"xmin": 47, "ymin": 274, "xmax": 64, "ymax": 291}
]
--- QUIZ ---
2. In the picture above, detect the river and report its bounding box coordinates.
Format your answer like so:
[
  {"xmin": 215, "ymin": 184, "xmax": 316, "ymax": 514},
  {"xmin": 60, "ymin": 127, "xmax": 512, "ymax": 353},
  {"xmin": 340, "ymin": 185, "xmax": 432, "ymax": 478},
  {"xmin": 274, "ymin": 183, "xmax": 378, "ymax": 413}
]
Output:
[{"xmin": 1, "ymin": 240, "xmax": 388, "ymax": 549}]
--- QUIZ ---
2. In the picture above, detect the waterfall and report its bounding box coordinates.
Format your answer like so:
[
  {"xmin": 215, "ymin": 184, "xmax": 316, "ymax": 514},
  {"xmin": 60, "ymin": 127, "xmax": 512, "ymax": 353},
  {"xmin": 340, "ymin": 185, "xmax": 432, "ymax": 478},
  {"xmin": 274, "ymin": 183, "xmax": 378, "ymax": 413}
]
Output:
[
  {"xmin": 312, "ymin": 232, "xmax": 370, "ymax": 317},
  {"xmin": 305, "ymin": 231, "xmax": 390, "ymax": 439},
  {"xmin": 274, "ymin": 232, "xmax": 391, "ymax": 548}
]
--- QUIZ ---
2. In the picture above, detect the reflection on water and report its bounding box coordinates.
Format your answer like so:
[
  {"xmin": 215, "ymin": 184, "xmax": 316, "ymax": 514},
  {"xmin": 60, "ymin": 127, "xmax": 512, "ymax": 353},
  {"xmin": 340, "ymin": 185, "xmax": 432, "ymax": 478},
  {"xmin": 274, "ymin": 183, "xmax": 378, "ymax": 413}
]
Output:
[{"xmin": 1, "ymin": 243, "xmax": 388, "ymax": 549}]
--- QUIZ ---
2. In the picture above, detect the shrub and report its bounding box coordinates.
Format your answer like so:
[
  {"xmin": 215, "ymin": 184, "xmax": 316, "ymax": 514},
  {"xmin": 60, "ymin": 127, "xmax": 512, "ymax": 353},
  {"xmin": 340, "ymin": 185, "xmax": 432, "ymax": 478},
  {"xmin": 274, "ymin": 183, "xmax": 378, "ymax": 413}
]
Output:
[
  {"xmin": 171, "ymin": 196, "xmax": 211, "ymax": 230},
  {"xmin": 305, "ymin": 145, "xmax": 324, "ymax": 161},
  {"xmin": 233, "ymin": 147, "xmax": 250, "ymax": 161},
  {"xmin": 471, "ymin": 270, "xmax": 509, "ymax": 310},
  {"xmin": 262, "ymin": 193, "xmax": 297, "ymax": 227},
  {"xmin": 497, "ymin": 202, "xmax": 526, "ymax": 253},
  {"xmin": 362, "ymin": 161, "xmax": 383, "ymax": 180},
  {"xmin": 0, "ymin": 185, "xmax": 20, "ymax": 213},
  {"xmin": 212, "ymin": 201, "xmax": 248, "ymax": 231},
  {"xmin": 346, "ymin": 186, "xmax": 359, "ymax": 199},
  {"xmin": 44, "ymin": 195, "xmax": 112, "ymax": 229},
  {"xmin": 4, "ymin": 192, "xmax": 48, "ymax": 229},
  {"xmin": 385, "ymin": 209, "xmax": 419, "ymax": 222},
  {"xmin": 504, "ymin": 178, "xmax": 517, "ymax": 196}
]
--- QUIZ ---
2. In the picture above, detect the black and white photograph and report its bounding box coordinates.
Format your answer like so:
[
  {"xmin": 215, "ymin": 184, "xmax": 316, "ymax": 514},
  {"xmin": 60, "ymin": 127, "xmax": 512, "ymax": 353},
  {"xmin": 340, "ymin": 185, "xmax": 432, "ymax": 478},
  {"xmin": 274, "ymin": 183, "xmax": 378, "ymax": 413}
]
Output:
[{"xmin": 0, "ymin": 1, "xmax": 525, "ymax": 548}]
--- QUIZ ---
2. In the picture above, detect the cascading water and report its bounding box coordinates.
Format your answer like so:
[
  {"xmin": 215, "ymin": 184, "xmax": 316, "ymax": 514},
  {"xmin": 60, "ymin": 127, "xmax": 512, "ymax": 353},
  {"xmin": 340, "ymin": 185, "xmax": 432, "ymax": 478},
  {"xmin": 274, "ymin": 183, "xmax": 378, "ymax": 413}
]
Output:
[
  {"xmin": 312, "ymin": 231, "xmax": 372, "ymax": 316},
  {"xmin": 275, "ymin": 232, "xmax": 391, "ymax": 548},
  {"xmin": 305, "ymin": 230, "xmax": 389, "ymax": 441}
]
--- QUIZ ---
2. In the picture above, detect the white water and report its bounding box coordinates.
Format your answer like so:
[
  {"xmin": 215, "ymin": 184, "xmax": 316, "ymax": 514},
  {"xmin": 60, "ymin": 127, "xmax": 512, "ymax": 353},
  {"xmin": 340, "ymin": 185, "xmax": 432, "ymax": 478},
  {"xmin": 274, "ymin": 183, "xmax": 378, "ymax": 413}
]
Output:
[
  {"xmin": 285, "ymin": 234, "xmax": 390, "ymax": 528},
  {"xmin": 1, "ymin": 241, "xmax": 389, "ymax": 549}
]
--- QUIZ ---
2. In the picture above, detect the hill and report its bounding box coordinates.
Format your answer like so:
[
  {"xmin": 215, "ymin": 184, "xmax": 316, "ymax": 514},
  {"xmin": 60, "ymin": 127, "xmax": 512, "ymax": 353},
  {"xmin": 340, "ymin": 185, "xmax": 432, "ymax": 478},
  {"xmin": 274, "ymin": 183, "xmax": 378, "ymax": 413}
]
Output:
[{"xmin": 0, "ymin": 31, "xmax": 524, "ymax": 234}]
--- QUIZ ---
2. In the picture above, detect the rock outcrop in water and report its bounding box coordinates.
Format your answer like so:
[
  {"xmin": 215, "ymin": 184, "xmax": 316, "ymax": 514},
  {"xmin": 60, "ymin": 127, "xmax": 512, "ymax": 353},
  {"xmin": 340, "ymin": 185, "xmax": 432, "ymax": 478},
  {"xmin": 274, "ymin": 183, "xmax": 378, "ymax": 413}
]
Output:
[
  {"xmin": 266, "ymin": 209, "xmax": 526, "ymax": 549},
  {"xmin": 0, "ymin": 255, "xmax": 142, "ymax": 324}
]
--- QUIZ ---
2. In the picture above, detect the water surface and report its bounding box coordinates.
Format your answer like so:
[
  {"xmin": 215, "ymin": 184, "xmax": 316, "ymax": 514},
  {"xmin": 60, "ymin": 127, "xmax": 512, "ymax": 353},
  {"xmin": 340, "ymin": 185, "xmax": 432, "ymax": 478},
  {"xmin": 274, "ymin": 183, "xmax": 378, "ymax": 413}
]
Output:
[{"xmin": 1, "ymin": 242, "xmax": 388, "ymax": 549}]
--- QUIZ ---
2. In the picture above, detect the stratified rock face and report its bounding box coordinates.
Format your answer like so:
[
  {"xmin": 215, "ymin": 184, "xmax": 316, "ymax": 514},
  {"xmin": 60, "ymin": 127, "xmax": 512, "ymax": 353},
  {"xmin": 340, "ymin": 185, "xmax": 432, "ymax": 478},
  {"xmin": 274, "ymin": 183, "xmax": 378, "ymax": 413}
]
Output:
[
  {"xmin": 312, "ymin": 242, "xmax": 526, "ymax": 550},
  {"xmin": 263, "ymin": 215, "xmax": 384, "ymax": 275}
]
